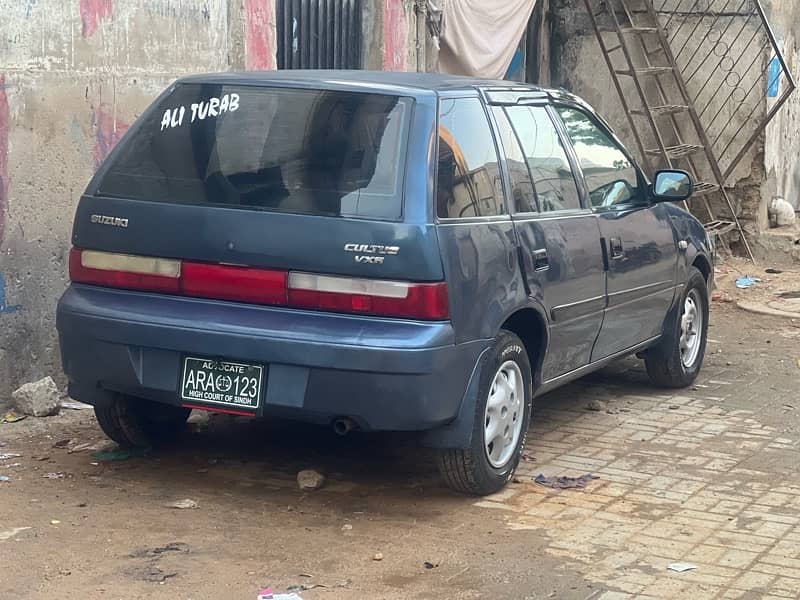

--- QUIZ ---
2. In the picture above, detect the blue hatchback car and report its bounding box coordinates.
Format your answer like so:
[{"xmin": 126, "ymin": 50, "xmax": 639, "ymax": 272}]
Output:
[{"xmin": 57, "ymin": 71, "xmax": 714, "ymax": 495}]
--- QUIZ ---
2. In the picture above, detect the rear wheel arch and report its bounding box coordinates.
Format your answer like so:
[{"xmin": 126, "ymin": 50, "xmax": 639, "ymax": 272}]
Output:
[{"xmin": 500, "ymin": 307, "xmax": 548, "ymax": 389}]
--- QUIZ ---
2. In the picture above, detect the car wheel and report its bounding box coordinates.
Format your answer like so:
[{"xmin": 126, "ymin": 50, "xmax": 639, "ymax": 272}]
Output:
[
  {"xmin": 645, "ymin": 266, "xmax": 709, "ymax": 388},
  {"xmin": 437, "ymin": 330, "xmax": 533, "ymax": 496},
  {"xmin": 94, "ymin": 395, "xmax": 190, "ymax": 448}
]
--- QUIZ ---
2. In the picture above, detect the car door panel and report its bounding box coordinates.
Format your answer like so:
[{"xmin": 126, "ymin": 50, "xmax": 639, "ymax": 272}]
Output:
[
  {"xmin": 513, "ymin": 214, "xmax": 606, "ymax": 380},
  {"xmin": 596, "ymin": 204, "xmax": 679, "ymax": 354},
  {"xmin": 490, "ymin": 103, "xmax": 606, "ymax": 381},
  {"xmin": 554, "ymin": 106, "xmax": 679, "ymax": 359}
]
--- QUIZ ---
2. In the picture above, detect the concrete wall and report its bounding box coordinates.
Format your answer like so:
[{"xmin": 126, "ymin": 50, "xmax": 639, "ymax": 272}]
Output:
[
  {"xmin": 0, "ymin": 0, "xmax": 417, "ymax": 401},
  {"xmin": 763, "ymin": 1, "xmax": 800, "ymax": 213}
]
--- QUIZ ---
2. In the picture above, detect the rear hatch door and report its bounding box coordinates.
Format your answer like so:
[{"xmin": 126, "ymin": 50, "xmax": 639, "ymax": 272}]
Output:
[{"xmin": 74, "ymin": 80, "xmax": 442, "ymax": 283}]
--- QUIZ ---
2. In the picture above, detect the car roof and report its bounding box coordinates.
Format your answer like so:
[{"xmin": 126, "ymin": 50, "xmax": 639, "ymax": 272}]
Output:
[{"xmin": 177, "ymin": 69, "xmax": 566, "ymax": 97}]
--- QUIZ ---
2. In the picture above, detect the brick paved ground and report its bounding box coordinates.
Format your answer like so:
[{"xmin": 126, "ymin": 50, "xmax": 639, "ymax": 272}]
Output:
[
  {"xmin": 474, "ymin": 306, "xmax": 800, "ymax": 599},
  {"xmin": 1, "ymin": 304, "xmax": 798, "ymax": 599}
]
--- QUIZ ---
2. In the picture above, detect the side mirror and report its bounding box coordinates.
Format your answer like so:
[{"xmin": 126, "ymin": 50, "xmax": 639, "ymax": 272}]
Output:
[{"xmin": 652, "ymin": 170, "xmax": 693, "ymax": 203}]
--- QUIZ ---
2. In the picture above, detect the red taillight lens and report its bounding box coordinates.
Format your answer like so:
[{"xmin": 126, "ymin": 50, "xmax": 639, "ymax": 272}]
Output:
[
  {"xmin": 288, "ymin": 272, "xmax": 449, "ymax": 320},
  {"xmin": 69, "ymin": 248, "xmax": 449, "ymax": 320},
  {"xmin": 182, "ymin": 262, "xmax": 287, "ymax": 306}
]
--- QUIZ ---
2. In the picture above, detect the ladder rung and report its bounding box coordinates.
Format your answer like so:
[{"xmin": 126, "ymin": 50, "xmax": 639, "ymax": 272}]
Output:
[
  {"xmin": 606, "ymin": 44, "xmax": 623, "ymax": 53},
  {"xmin": 615, "ymin": 66, "xmax": 673, "ymax": 76},
  {"xmin": 703, "ymin": 221, "xmax": 736, "ymax": 236},
  {"xmin": 599, "ymin": 26, "xmax": 659, "ymax": 34},
  {"xmin": 632, "ymin": 104, "xmax": 690, "ymax": 117},
  {"xmin": 645, "ymin": 143, "xmax": 705, "ymax": 159},
  {"xmin": 693, "ymin": 182, "xmax": 721, "ymax": 196}
]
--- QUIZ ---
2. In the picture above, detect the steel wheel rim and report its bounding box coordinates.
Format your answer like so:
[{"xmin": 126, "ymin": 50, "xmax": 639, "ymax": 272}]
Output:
[
  {"xmin": 484, "ymin": 360, "xmax": 525, "ymax": 468},
  {"xmin": 680, "ymin": 289, "xmax": 703, "ymax": 368}
]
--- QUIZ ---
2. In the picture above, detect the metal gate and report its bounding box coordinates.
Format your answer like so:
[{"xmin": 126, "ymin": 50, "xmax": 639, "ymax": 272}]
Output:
[
  {"xmin": 583, "ymin": 0, "xmax": 796, "ymax": 261},
  {"xmin": 276, "ymin": 0, "xmax": 362, "ymax": 69}
]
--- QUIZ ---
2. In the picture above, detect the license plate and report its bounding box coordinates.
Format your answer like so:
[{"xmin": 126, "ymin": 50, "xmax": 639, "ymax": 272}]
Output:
[{"xmin": 180, "ymin": 357, "xmax": 263, "ymax": 410}]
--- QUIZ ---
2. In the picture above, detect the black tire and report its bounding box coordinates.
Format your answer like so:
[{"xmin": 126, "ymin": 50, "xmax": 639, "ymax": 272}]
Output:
[
  {"xmin": 94, "ymin": 395, "xmax": 190, "ymax": 448},
  {"xmin": 437, "ymin": 330, "xmax": 533, "ymax": 496},
  {"xmin": 645, "ymin": 266, "xmax": 709, "ymax": 388}
]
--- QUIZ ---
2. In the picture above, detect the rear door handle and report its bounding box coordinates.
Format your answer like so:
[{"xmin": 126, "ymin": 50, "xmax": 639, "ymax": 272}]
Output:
[
  {"xmin": 609, "ymin": 237, "xmax": 624, "ymax": 260},
  {"xmin": 532, "ymin": 248, "xmax": 549, "ymax": 271}
]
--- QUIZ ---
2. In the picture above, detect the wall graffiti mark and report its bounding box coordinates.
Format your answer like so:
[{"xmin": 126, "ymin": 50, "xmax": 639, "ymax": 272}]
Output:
[
  {"xmin": 80, "ymin": 0, "xmax": 113, "ymax": 38},
  {"xmin": 383, "ymin": 0, "xmax": 408, "ymax": 72},
  {"xmin": 0, "ymin": 274, "xmax": 20, "ymax": 315},
  {"xmin": 93, "ymin": 103, "xmax": 129, "ymax": 171},
  {"xmin": 244, "ymin": 0, "xmax": 275, "ymax": 71},
  {"xmin": 0, "ymin": 75, "xmax": 9, "ymax": 247}
]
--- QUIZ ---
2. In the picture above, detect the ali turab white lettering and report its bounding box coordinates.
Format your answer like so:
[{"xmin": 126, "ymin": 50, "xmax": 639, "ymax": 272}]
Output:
[{"xmin": 160, "ymin": 93, "xmax": 240, "ymax": 131}]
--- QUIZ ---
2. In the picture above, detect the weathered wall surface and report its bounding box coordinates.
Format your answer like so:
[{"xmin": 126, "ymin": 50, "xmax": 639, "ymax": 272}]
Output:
[
  {"xmin": 763, "ymin": 1, "xmax": 800, "ymax": 213},
  {"xmin": 0, "ymin": 0, "xmax": 244, "ymax": 399},
  {"xmin": 0, "ymin": 0, "xmax": 417, "ymax": 401}
]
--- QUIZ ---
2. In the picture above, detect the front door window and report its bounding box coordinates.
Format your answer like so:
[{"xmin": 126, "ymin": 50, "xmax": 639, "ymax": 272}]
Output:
[{"xmin": 556, "ymin": 108, "xmax": 645, "ymax": 209}]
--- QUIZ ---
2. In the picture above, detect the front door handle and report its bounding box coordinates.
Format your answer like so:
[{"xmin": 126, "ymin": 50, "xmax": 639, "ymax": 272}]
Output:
[
  {"xmin": 532, "ymin": 248, "xmax": 549, "ymax": 271},
  {"xmin": 609, "ymin": 237, "xmax": 624, "ymax": 260}
]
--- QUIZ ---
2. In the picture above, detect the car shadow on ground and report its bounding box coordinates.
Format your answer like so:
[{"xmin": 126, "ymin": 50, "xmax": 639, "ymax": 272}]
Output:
[{"xmin": 112, "ymin": 357, "xmax": 658, "ymax": 503}]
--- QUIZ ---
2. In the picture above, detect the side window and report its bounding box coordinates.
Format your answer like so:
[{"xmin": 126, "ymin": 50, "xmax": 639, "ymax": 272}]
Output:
[
  {"xmin": 491, "ymin": 107, "xmax": 537, "ymax": 213},
  {"xmin": 557, "ymin": 107, "xmax": 644, "ymax": 209},
  {"xmin": 437, "ymin": 98, "xmax": 505, "ymax": 219},
  {"xmin": 505, "ymin": 106, "xmax": 582, "ymax": 212}
]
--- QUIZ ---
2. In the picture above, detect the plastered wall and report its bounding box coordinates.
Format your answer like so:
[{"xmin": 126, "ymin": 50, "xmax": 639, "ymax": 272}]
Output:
[{"xmin": 0, "ymin": 0, "xmax": 419, "ymax": 400}]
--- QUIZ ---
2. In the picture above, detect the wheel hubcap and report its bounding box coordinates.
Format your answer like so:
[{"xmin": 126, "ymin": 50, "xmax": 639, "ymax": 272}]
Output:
[
  {"xmin": 484, "ymin": 361, "xmax": 525, "ymax": 468},
  {"xmin": 680, "ymin": 289, "xmax": 703, "ymax": 368}
]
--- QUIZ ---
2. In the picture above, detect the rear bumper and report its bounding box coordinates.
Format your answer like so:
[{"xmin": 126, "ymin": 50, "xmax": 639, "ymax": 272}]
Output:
[{"xmin": 57, "ymin": 285, "xmax": 488, "ymax": 431}]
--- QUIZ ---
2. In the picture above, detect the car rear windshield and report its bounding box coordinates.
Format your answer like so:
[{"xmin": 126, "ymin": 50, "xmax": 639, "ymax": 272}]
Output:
[{"xmin": 96, "ymin": 84, "xmax": 412, "ymax": 220}]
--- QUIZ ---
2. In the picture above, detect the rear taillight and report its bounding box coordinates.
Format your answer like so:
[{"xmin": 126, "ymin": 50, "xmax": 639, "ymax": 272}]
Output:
[
  {"xmin": 69, "ymin": 248, "xmax": 449, "ymax": 320},
  {"xmin": 288, "ymin": 272, "xmax": 449, "ymax": 320},
  {"xmin": 70, "ymin": 248, "xmax": 181, "ymax": 294}
]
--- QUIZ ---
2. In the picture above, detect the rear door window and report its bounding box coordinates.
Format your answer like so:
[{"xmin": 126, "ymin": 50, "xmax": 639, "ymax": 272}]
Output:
[
  {"xmin": 436, "ymin": 98, "xmax": 505, "ymax": 219},
  {"xmin": 96, "ymin": 84, "xmax": 412, "ymax": 220},
  {"xmin": 505, "ymin": 106, "xmax": 583, "ymax": 212},
  {"xmin": 491, "ymin": 107, "xmax": 537, "ymax": 214}
]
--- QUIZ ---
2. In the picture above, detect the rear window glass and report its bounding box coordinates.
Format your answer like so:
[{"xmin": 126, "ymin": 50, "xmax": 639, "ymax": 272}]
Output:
[{"xmin": 97, "ymin": 84, "xmax": 412, "ymax": 220}]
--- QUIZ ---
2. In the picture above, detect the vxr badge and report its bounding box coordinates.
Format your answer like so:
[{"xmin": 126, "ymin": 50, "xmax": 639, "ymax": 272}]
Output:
[{"xmin": 343, "ymin": 243, "xmax": 400, "ymax": 265}]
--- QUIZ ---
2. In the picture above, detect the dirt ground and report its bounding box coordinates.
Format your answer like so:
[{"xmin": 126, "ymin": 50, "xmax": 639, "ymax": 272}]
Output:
[{"xmin": 1, "ymin": 294, "xmax": 799, "ymax": 599}]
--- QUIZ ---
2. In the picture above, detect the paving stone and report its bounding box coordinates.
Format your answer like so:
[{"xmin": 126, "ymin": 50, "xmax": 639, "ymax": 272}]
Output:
[{"xmin": 471, "ymin": 349, "xmax": 800, "ymax": 596}]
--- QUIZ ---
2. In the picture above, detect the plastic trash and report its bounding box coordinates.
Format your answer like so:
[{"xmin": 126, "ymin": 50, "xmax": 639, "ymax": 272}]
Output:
[
  {"xmin": 534, "ymin": 473, "xmax": 598, "ymax": 489},
  {"xmin": 0, "ymin": 475, "xmax": 9, "ymax": 482},
  {"xmin": 91, "ymin": 447, "xmax": 149, "ymax": 461},
  {"xmin": 735, "ymin": 276, "xmax": 760, "ymax": 289},
  {"xmin": 0, "ymin": 411, "xmax": 26, "ymax": 424},
  {"xmin": 60, "ymin": 400, "xmax": 93, "ymax": 410},
  {"xmin": 165, "ymin": 499, "xmax": 198, "ymax": 509},
  {"xmin": 257, "ymin": 589, "xmax": 303, "ymax": 600},
  {"xmin": 667, "ymin": 562, "xmax": 697, "ymax": 573}
]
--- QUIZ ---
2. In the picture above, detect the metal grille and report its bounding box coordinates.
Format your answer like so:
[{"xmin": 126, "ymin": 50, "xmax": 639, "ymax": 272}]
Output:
[
  {"xmin": 276, "ymin": 0, "xmax": 362, "ymax": 70},
  {"xmin": 582, "ymin": 0, "xmax": 796, "ymax": 261},
  {"xmin": 656, "ymin": 0, "xmax": 795, "ymax": 181}
]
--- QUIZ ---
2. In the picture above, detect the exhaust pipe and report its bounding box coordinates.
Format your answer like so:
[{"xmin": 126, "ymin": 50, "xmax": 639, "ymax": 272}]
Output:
[{"xmin": 332, "ymin": 417, "xmax": 356, "ymax": 436}]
